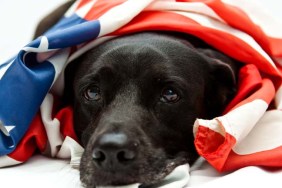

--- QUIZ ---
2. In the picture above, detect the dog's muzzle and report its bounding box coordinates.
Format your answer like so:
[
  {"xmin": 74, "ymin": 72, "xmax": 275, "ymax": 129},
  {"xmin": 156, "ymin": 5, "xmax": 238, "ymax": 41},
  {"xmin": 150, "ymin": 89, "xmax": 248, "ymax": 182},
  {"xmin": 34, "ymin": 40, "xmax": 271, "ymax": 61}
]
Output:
[{"xmin": 92, "ymin": 132, "xmax": 139, "ymax": 171}]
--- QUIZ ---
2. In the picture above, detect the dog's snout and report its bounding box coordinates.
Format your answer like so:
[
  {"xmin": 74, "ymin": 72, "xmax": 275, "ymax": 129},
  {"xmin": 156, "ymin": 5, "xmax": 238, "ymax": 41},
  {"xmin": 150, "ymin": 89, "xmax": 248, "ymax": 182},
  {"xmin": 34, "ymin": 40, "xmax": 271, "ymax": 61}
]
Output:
[{"xmin": 92, "ymin": 133, "xmax": 139, "ymax": 169}]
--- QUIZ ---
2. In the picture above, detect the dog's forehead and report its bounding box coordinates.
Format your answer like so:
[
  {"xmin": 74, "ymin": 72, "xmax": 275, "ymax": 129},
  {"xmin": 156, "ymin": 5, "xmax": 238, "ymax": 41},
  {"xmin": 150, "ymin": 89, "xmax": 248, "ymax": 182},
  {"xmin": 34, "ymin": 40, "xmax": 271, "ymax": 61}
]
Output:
[
  {"xmin": 89, "ymin": 39, "xmax": 203, "ymax": 76},
  {"xmin": 75, "ymin": 33, "xmax": 209, "ymax": 86}
]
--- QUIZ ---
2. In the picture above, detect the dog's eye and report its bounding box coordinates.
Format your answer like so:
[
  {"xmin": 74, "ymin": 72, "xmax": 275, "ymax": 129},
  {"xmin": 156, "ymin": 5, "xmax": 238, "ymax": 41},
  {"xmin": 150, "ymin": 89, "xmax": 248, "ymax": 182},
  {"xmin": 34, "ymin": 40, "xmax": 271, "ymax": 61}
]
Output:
[
  {"xmin": 84, "ymin": 86, "xmax": 101, "ymax": 101},
  {"xmin": 160, "ymin": 87, "xmax": 180, "ymax": 103}
]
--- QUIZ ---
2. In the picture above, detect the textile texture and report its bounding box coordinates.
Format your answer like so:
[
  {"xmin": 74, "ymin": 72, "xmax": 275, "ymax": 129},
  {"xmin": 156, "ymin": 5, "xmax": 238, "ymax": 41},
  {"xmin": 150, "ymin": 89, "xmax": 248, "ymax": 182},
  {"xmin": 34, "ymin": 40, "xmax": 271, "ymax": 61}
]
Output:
[{"xmin": 0, "ymin": 0, "xmax": 282, "ymax": 173}]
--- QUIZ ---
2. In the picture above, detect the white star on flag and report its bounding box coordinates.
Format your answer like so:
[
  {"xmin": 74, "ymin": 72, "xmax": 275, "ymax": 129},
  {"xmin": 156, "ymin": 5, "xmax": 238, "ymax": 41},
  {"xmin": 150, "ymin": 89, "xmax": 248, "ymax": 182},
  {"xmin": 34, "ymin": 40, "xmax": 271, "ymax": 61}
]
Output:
[{"xmin": 0, "ymin": 120, "xmax": 15, "ymax": 136}]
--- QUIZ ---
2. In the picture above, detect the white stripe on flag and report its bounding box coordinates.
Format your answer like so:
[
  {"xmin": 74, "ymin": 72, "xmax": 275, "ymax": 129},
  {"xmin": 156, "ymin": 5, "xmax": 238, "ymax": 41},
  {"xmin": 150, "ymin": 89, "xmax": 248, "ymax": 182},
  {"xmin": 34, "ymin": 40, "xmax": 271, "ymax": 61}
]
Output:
[
  {"xmin": 0, "ymin": 156, "xmax": 21, "ymax": 167},
  {"xmin": 222, "ymin": 0, "xmax": 282, "ymax": 38},
  {"xmin": 40, "ymin": 93, "xmax": 63, "ymax": 157},
  {"xmin": 233, "ymin": 110, "xmax": 282, "ymax": 154},
  {"xmin": 194, "ymin": 99, "xmax": 268, "ymax": 143},
  {"xmin": 23, "ymin": 36, "xmax": 51, "ymax": 53},
  {"xmin": 217, "ymin": 99, "xmax": 268, "ymax": 143},
  {"xmin": 68, "ymin": 36, "xmax": 116, "ymax": 63},
  {"xmin": 56, "ymin": 136, "xmax": 84, "ymax": 159},
  {"xmin": 46, "ymin": 48, "xmax": 70, "ymax": 93},
  {"xmin": 194, "ymin": 118, "xmax": 226, "ymax": 137},
  {"xmin": 56, "ymin": 136, "xmax": 84, "ymax": 169},
  {"xmin": 173, "ymin": 11, "xmax": 277, "ymax": 69},
  {"xmin": 147, "ymin": 1, "xmax": 226, "ymax": 23},
  {"xmin": 64, "ymin": 0, "xmax": 81, "ymax": 18},
  {"xmin": 0, "ymin": 60, "xmax": 13, "ymax": 80},
  {"xmin": 0, "ymin": 124, "xmax": 15, "ymax": 137},
  {"xmin": 75, "ymin": 0, "xmax": 97, "ymax": 18},
  {"xmin": 98, "ymin": 0, "xmax": 154, "ymax": 37}
]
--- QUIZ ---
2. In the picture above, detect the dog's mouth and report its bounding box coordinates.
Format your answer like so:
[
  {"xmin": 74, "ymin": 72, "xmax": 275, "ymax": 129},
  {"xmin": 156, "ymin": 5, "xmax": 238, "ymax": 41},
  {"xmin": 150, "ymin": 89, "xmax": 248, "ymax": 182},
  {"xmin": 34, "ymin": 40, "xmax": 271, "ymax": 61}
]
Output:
[
  {"xmin": 93, "ymin": 163, "xmax": 191, "ymax": 188},
  {"xmin": 79, "ymin": 148, "xmax": 190, "ymax": 188},
  {"xmin": 77, "ymin": 107, "xmax": 197, "ymax": 188}
]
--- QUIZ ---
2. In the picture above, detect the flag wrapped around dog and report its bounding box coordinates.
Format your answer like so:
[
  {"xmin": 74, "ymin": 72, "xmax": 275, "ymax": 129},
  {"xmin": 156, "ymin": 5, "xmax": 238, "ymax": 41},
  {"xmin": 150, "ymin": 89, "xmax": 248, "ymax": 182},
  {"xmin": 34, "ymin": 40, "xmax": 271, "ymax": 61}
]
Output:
[{"xmin": 0, "ymin": 0, "xmax": 282, "ymax": 172}]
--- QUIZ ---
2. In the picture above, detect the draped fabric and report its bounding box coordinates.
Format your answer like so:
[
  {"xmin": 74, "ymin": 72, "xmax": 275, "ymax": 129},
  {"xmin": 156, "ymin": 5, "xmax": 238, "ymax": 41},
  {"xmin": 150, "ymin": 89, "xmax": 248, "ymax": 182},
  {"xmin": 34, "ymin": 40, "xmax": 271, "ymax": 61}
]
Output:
[{"xmin": 1, "ymin": 0, "xmax": 282, "ymax": 173}]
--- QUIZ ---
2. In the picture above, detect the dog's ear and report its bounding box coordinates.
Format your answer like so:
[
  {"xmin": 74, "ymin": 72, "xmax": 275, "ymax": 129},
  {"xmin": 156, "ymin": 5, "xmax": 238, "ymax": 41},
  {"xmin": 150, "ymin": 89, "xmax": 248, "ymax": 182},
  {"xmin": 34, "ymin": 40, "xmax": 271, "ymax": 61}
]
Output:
[{"xmin": 198, "ymin": 49, "xmax": 237, "ymax": 118}]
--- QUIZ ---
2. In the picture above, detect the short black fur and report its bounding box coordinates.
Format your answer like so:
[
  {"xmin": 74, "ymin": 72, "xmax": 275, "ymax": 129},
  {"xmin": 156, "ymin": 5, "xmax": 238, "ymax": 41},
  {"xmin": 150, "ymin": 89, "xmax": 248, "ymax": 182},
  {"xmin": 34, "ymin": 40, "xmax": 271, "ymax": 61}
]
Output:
[{"xmin": 67, "ymin": 32, "xmax": 238, "ymax": 187}]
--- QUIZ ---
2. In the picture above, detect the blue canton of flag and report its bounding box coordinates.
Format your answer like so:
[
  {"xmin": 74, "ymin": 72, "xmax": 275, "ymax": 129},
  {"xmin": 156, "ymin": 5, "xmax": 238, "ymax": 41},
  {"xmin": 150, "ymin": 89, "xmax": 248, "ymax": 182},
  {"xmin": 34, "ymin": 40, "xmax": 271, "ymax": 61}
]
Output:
[{"xmin": 0, "ymin": 11, "xmax": 100, "ymax": 155}]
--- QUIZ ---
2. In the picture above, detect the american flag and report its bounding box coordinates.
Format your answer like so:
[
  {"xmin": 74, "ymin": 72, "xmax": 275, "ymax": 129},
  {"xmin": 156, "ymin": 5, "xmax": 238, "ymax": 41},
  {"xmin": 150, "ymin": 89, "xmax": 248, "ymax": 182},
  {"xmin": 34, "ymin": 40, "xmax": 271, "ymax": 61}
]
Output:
[{"xmin": 0, "ymin": 0, "xmax": 282, "ymax": 172}]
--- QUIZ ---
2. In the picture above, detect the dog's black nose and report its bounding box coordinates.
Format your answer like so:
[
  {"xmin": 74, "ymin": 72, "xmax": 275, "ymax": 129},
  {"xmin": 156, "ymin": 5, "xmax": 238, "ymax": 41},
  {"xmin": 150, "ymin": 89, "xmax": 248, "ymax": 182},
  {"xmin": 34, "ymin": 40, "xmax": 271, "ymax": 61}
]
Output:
[{"xmin": 92, "ymin": 133, "xmax": 139, "ymax": 168}]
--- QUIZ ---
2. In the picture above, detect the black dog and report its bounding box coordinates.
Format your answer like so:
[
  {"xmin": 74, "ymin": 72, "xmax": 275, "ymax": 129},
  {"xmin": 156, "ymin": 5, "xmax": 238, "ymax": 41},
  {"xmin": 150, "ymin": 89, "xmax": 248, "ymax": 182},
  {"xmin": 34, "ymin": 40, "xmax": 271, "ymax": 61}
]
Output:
[{"xmin": 34, "ymin": 2, "xmax": 238, "ymax": 187}]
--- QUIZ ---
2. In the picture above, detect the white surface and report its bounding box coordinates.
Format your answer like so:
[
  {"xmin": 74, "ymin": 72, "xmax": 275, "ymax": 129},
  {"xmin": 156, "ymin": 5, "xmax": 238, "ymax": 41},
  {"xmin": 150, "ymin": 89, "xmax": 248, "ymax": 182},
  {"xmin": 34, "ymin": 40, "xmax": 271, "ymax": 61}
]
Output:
[
  {"xmin": 0, "ymin": 155, "xmax": 81, "ymax": 188},
  {"xmin": 1, "ymin": 1, "xmax": 282, "ymax": 188},
  {"xmin": 1, "ymin": 155, "xmax": 282, "ymax": 188}
]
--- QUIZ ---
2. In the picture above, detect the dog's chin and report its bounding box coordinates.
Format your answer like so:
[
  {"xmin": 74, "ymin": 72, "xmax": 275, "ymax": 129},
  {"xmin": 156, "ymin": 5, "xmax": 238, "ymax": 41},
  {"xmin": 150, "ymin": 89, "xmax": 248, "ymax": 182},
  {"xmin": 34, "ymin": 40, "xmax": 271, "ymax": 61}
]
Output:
[{"xmin": 80, "ymin": 152, "xmax": 189, "ymax": 188}]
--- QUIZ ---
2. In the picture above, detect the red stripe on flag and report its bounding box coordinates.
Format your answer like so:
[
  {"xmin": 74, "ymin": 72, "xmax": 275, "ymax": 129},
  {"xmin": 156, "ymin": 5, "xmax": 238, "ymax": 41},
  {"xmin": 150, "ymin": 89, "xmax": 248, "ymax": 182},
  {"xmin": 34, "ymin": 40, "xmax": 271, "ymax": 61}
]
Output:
[
  {"xmin": 194, "ymin": 124, "xmax": 282, "ymax": 172},
  {"xmin": 227, "ymin": 78, "xmax": 274, "ymax": 112},
  {"xmin": 7, "ymin": 101, "xmax": 77, "ymax": 163},
  {"xmin": 268, "ymin": 37, "xmax": 282, "ymax": 57},
  {"xmin": 76, "ymin": 0, "xmax": 93, "ymax": 9},
  {"xmin": 8, "ymin": 113, "xmax": 47, "ymax": 162},
  {"xmin": 222, "ymin": 146, "xmax": 282, "ymax": 171},
  {"xmin": 83, "ymin": 0, "xmax": 126, "ymax": 21},
  {"xmin": 224, "ymin": 64, "xmax": 275, "ymax": 113},
  {"xmin": 195, "ymin": 125, "xmax": 236, "ymax": 171},
  {"xmin": 57, "ymin": 106, "xmax": 78, "ymax": 142},
  {"xmin": 205, "ymin": 0, "xmax": 274, "ymax": 57}
]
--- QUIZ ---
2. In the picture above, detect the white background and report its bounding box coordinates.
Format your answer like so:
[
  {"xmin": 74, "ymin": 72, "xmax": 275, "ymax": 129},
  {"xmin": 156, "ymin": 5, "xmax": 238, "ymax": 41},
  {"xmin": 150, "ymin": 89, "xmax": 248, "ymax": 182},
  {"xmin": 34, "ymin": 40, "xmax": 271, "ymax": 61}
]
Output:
[{"xmin": 0, "ymin": 0, "xmax": 282, "ymax": 63}]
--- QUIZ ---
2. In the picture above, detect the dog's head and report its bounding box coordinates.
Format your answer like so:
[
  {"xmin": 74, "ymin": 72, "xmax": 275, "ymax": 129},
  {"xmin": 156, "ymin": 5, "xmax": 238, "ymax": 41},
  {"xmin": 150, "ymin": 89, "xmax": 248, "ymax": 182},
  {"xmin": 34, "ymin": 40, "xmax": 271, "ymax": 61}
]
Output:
[{"xmin": 64, "ymin": 32, "xmax": 237, "ymax": 187}]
